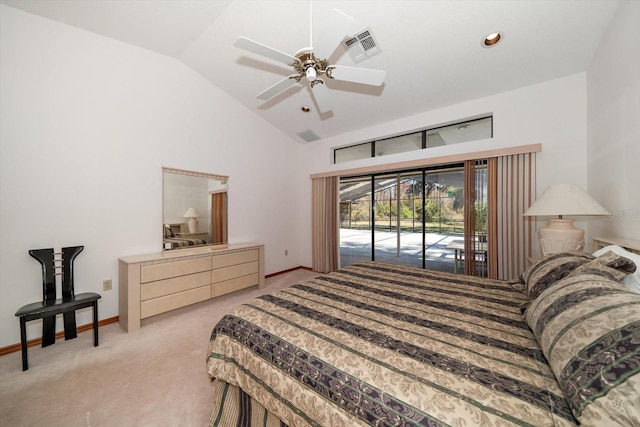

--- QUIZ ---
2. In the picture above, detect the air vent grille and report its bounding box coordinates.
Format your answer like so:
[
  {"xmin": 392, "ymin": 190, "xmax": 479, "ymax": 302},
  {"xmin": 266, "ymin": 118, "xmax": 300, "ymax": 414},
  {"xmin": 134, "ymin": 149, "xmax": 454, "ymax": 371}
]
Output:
[
  {"xmin": 297, "ymin": 129, "xmax": 321, "ymax": 142},
  {"xmin": 343, "ymin": 27, "xmax": 380, "ymax": 63}
]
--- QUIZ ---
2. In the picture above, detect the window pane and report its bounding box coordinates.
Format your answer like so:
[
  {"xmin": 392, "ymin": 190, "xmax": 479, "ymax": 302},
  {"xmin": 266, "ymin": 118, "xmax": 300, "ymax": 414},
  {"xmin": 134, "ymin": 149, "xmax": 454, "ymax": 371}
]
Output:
[
  {"xmin": 335, "ymin": 142, "xmax": 371, "ymax": 163},
  {"xmin": 426, "ymin": 117, "xmax": 492, "ymax": 148},
  {"xmin": 333, "ymin": 116, "xmax": 492, "ymax": 164},
  {"xmin": 375, "ymin": 133, "xmax": 422, "ymax": 157},
  {"xmin": 340, "ymin": 177, "xmax": 372, "ymax": 267}
]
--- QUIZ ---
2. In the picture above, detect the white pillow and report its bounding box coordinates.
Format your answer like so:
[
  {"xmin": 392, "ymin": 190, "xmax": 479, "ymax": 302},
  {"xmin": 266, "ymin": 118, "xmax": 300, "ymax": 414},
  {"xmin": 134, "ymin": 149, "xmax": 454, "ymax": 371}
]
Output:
[{"xmin": 593, "ymin": 244, "xmax": 640, "ymax": 293}]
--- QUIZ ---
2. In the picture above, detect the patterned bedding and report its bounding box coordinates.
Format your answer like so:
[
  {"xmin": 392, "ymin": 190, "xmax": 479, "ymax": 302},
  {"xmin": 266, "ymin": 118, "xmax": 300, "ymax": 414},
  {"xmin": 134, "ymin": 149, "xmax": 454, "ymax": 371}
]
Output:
[
  {"xmin": 207, "ymin": 261, "xmax": 578, "ymax": 426},
  {"xmin": 163, "ymin": 237, "xmax": 207, "ymax": 249}
]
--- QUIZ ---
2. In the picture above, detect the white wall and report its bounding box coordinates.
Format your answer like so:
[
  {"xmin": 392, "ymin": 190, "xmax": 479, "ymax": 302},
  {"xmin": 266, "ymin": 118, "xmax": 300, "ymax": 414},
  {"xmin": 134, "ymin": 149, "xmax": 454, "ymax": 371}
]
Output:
[
  {"xmin": 0, "ymin": 6, "xmax": 301, "ymax": 347},
  {"xmin": 587, "ymin": 0, "xmax": 640, "ymax": 241},
  {"xmin": 4, "ymin": 2, "xmax": 635, "ymax": 349},
  {"xmin": 295, "ymin": 73, "xmax": 590, "ymax": 263}
]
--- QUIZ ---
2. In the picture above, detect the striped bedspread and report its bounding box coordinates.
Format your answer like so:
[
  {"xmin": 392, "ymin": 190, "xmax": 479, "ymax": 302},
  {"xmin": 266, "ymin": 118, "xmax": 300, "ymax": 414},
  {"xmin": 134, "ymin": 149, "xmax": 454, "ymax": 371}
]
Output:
[
  {"xmin": 207, "ymin": 261, "xmax": 577, "ymax": 426},
  {"xmin": 163, "ymin": 237, "xmax": 207, "ymax": 249}
]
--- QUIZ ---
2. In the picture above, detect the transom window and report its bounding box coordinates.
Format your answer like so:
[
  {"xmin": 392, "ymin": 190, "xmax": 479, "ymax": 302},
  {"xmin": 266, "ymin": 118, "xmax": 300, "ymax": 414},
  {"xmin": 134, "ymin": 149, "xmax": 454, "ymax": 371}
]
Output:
[{"xmin": 333, "ymin": 116, "xmax": 492, "ymax": 164}]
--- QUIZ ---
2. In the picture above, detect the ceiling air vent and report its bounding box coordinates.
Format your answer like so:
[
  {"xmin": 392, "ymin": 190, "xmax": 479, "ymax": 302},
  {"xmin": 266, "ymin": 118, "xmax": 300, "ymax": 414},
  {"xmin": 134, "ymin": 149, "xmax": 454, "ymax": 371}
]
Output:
[
  {"xmin": 297, "ymin": 129, "xmax": 321, "ymax": 142},
  {"xmin": 343, "ymin": 28, "xmax": 380, "ymax": 63}
]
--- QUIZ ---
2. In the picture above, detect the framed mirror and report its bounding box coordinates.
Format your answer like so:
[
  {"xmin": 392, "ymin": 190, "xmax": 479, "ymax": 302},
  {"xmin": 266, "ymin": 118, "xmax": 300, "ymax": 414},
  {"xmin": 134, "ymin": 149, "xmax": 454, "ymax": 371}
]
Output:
[{"xmin": 162, "ymin": 167, "xmax": 228, "ymax": 250}]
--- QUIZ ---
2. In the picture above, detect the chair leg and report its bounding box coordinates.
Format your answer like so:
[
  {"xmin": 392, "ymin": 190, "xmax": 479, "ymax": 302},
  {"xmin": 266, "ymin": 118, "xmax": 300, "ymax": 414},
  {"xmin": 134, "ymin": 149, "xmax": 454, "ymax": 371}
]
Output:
[
  {"xmin": 42, "ymin": 316, "xmax": 56, "ymax": 347},
  {"xmin": 62, "ymin": 312, "xmax": 78, "ymax": 340},
  {"xmin": 19, "ymin": 317, "xmax": 28, "ymax": 371},
  {"xmin": 93, "ymin": 302, "xmax": 99, "ymax": 347}
]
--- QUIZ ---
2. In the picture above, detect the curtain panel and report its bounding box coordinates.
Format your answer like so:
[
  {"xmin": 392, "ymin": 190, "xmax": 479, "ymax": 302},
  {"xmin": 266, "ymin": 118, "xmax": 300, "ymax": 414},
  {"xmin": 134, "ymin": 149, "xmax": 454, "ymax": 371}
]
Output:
[
  {"xmin": 211, "ymin": 191, "xmax": 227, "ymax": 244},
  {"xmin": 488, "ymin": 153, "xmax": 536, "ymax": 280},
  {"xmin": 312, "ymin": 176, "xmax": 339, "ymax": 273}
]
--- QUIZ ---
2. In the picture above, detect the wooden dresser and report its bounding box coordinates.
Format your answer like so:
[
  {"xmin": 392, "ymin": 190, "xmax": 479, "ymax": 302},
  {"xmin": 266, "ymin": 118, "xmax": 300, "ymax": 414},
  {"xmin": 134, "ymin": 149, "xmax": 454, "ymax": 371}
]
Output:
[{"xmin": 119, "ymin": 243, "xmax": 264, "ymax": 332}]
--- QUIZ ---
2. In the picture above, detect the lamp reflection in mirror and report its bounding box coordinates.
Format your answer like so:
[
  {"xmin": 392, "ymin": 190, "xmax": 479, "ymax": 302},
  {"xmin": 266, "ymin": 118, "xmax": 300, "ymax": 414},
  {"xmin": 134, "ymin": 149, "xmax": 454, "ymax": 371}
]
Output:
[
  {"xmin": 183, "ymin": 207, "xmax": 201, "ymax": 234},
  {"xmin": 523, "ymin": 184, "xmax": 609, "ymax": 256}
]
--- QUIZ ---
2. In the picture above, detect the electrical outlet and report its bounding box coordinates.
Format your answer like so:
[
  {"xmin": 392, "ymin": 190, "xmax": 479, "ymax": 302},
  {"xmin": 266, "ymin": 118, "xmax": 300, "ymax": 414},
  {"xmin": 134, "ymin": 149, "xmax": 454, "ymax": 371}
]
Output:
[
  {"xmin": 285, "ymin": 249, "xmax": 288, "ymax": 256},
  {"xmin": 103, "ymin": 279, "xmax": 112, "ymax": 291}
]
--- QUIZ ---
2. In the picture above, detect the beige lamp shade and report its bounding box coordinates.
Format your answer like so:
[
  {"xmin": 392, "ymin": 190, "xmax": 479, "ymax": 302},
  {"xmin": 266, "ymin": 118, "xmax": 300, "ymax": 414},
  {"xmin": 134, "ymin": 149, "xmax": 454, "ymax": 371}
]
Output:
[
  {"xmin": 183, "ymin": 208, "xmax": 201, "ymax": 218},
  {"xmin": 524, "ymin": 184, "xmax": 609, "ymax": 255},
  {"xmin": 183, "ymin": 208, "xmax": 201, "ymax": 233}
]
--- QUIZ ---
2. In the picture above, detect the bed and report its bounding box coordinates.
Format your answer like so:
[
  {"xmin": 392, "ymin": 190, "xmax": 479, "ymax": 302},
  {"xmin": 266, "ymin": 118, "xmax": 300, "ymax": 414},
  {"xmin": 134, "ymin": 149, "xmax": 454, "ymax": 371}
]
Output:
[
  {"xmin": 163, "ymin": 236, "xmax": 207, "ymax": 249},
  {"xmin": 207, "ymin": 247, "xmax": 640, "ymax": 426},
  {"xmin": 163, "ymin": 225, "xmax": 207, "ymax": 249}
]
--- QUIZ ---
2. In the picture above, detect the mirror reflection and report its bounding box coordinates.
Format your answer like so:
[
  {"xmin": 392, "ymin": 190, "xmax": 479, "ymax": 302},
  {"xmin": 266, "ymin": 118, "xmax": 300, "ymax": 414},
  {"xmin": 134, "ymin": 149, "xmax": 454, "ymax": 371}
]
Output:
[{"xmin": 162, "ymin": 167, "xmax": 228, "ymax": 250}]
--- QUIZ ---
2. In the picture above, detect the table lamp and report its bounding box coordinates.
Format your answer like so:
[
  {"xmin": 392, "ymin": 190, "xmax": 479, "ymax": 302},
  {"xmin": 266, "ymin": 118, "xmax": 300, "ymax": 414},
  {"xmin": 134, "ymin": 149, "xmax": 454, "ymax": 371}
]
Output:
[
  {"xmin": 523, "ymin": 184, "xmax": 609, "ymax": 255},
  {"xmin": 183, "ymin": 207, "xmax": 201, "ymax": 233}
]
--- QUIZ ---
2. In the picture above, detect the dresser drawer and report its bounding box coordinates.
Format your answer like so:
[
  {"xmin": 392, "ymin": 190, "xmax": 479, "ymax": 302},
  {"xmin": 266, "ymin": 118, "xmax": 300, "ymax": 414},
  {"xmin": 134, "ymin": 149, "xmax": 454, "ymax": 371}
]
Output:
[
  {"xmin": 212, "ymin": 261, "xmax": 259, "ymax": 284},
  {"xmin": 119, "ymin": 243, "xmax": 264, "ymax": 332},
  {"xmin": 140, "ymin": 271, "xmax": 211, "ymax": 301},
  {"xmin": 141, "ymin": 256, "xmax": 211, "ymax": 283},
  {"xmin": 141, "ymin": 285, "xmax": 211, "ymax": 319},
  {"xmin": 212, "ymin": 249, "xmax": 259, "ymax": 269},
  {"xmin": 212, "ymin": 273, "xmax": 259, "ymax": 298}
]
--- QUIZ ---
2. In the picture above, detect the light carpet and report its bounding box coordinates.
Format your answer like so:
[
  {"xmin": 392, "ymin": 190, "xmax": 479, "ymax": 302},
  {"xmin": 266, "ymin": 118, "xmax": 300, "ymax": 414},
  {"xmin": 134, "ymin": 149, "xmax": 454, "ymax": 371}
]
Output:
[{"xmin": 0, "ymin": 268, "xmax": 318, "ymax": 427}]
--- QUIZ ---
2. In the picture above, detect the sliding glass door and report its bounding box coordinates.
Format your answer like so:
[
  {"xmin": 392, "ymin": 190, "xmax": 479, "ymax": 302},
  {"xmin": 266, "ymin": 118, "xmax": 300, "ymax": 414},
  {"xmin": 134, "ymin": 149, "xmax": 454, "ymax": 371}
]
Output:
[
  {"xmin": 372, "ymin": 172, "xmax": 425, "ymax": 269},
  {"xmin": 339, "ymin": 177, "xmax": 373, "ymax": 267},
  {"xmin": 339, "ymin": 162, "xmax": 488, "ymax": 276}
]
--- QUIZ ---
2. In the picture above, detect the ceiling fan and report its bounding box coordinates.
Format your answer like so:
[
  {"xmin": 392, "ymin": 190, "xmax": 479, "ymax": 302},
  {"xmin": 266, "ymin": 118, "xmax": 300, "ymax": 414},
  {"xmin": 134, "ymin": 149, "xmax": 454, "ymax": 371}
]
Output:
[{"xmin": 235, "ymin": 3, "xmax": 386, "ymax": 113}]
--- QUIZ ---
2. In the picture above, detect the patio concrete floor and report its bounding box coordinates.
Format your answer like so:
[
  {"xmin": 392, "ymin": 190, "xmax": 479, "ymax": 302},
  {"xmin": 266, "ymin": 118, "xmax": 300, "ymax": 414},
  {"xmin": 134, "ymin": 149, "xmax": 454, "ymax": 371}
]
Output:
[{"xmin": 340, "ymin": 228, "xmax": 464, "ymax": 273}]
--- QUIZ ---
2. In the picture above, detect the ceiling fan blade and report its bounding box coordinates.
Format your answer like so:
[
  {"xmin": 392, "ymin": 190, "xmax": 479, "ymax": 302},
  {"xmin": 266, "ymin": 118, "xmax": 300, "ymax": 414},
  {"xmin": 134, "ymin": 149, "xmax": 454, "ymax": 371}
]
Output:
[
  {"xmin": 256, "ymin": 75, "xmax": 299, "ymax": 100},
  {"xmin": 327, "ymin": 65, "xmax": 386, "ymax": 86},
  {"xmin": 235, "ymin": 36, "xmax": 300, "ymax": 65},
  {"xmin": 310, "ymin": 79, "xmax": 332, "ymax": 113},
  {"xmin": 313, "ymin": 9, "xmax": 355, "ymax": 59}
]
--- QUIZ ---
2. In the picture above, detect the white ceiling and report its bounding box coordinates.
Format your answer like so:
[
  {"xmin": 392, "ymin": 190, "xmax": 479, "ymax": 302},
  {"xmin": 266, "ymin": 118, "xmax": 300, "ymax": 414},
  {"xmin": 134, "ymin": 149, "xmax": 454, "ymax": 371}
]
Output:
[{"xmin": 1, "ymin": 0, "xmax": 620, "ymax": 143}]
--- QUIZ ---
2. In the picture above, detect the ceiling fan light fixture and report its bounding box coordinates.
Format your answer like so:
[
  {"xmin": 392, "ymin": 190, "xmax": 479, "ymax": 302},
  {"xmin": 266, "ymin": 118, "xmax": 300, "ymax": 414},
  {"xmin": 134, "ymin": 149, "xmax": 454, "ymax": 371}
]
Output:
[
  {"xmin": 235, "ymin": 7, "xmax": 386, "ymax": 114},
  {"xmin": 305, "ymin": 66, "xmax": 317, "ymax": 81},
  {"xmin": 482, "ymin": 32, "xmax": 502, "ymax": 47}
]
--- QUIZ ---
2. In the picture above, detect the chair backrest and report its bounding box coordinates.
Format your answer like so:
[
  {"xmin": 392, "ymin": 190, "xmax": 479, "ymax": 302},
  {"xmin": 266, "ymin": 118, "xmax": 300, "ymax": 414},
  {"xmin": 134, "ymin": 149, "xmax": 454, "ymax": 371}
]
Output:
[
  {"xmin": 61, "ymin": 246, "xmax": 83, "ymax": 298},
  {"xmin": 28, "ymin": 246, "xmax": 84, "ymax": 302}
]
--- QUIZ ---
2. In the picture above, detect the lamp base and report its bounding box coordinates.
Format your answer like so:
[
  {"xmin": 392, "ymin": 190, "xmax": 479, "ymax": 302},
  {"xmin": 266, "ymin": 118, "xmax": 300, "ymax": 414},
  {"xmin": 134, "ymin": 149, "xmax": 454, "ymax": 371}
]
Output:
[
  {"xmin": 187, "ymin": 218, "xmax": 198, "ymax": 233},
  {"xmin": 539, "ymin": 219, "xmax": 584, "ymax": 256}
]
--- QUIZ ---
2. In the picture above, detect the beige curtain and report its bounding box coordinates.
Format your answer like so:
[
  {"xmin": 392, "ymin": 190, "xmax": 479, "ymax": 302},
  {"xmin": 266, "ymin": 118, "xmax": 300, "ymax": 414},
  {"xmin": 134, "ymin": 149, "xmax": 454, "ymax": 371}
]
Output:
[
  {"xmin": 312, "ymin": 176, "xmax": 339, "ymax": 273},
  {"xmin": 210, "ymin": 191, "xmax": 227, "ymax": 244},
  {"xmin": 487, "ymin": 158, "xmax": 499, "ymax": 278},
  {"xmin": 488, "ymin": 153, "xmax": 536, "ymax": 280},
  {"xmin": 462, "ymin": 160, "xmax": 490, "ymax": 277},
  {"xmin": 463, "ymin": 161, "xmax": 477, "ymax": 276}
]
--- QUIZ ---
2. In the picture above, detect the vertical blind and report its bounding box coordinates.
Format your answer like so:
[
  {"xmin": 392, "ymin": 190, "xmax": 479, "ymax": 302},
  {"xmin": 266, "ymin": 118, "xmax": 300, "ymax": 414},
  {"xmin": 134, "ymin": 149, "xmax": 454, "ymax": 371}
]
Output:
[
  {"xmin": 311, "ymin": 176, "xmax": 339, "ymax": 273},
  {"xmin": 489, "ymin": 152, "xmax": 536, "ymax": 280}
]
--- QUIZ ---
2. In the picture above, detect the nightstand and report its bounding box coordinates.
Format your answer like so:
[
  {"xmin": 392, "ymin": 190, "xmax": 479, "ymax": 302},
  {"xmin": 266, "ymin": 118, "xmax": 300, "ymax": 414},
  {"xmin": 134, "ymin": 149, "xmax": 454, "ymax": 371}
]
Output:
[{"xmin": 592, "ymin": 237, "xmax": 640, "ymax": 255}]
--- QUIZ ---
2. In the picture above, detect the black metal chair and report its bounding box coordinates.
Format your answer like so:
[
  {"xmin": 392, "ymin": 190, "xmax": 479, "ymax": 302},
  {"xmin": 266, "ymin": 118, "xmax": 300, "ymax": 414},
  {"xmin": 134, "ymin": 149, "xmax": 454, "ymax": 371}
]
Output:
[{"xmin": 15, "ymin": 246, "xmax": 101, "ymax": 370}]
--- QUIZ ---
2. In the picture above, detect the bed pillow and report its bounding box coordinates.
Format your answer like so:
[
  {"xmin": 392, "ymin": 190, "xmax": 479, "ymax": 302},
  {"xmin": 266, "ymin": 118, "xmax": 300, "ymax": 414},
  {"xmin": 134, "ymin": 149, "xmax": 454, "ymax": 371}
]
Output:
[
  {"xmin": 523, "ymin": 272, "xmax": 640, "ymax": 425},
  {"xmin": 521, "ymin": 252, "xmax": 594, "ymax": 299},
  {"xmin": 570, "ymin": 250, "xmax": 637, "ymax": 282},
  {"xmin": 593, "ymin": 245, "xmax": 640, "ymax": 293}
]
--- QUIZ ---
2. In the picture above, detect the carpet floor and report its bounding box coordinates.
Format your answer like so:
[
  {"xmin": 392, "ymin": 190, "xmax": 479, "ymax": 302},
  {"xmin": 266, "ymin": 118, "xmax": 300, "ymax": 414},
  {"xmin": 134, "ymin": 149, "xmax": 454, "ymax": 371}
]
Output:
[{"xmin": 0, "ymin": 268, "xmax": 318, "ymax": 427}]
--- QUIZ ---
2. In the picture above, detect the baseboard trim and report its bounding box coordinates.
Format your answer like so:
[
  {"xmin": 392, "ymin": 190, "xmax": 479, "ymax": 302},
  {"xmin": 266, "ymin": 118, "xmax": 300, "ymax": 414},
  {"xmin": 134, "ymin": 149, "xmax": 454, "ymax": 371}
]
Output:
[
  {"xmin": 0, "ymin": 316, "xmax": 120, "ymax": 356},
  {"xmin": 1, "ymin": 268, "xmax": 315, "ymax": 355},
  {"xmin": 266, "ymin": 266, "xmax": 313, "ymax": 278}
]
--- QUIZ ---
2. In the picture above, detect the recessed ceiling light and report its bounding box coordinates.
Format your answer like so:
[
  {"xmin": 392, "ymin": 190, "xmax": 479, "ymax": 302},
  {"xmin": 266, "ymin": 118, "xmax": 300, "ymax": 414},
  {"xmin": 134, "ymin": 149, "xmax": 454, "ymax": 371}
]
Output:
[
  {"xmin": 482, "ymin": 32, "xmax": 502, "ymax": 48},
  {"xmin": 301, "ymin": 106, "xmax": 311, "ymax": 113}
]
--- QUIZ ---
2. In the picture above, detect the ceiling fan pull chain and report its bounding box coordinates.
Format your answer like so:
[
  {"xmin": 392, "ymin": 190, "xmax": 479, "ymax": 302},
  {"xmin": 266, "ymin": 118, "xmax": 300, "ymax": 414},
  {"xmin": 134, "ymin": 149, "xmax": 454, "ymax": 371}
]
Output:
[
  {"xmin": 234, "ymin": 0, "xmax": 385, "ymax": 114},
  {"xmin": 309, "ymin": 0, "xmax": 313, "ymax": 48}
]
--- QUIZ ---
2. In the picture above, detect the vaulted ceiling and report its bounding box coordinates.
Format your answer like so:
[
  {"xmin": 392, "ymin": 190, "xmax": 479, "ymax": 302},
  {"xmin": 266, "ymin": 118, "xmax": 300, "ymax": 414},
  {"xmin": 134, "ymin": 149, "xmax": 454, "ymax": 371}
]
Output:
[{"xmin": 1, "ymin": 0, "xmax": 620, "ymax": 142}]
